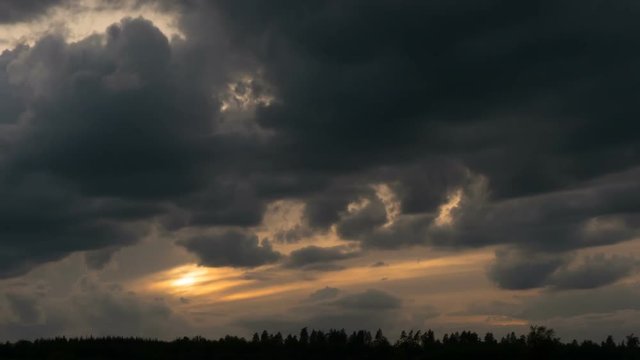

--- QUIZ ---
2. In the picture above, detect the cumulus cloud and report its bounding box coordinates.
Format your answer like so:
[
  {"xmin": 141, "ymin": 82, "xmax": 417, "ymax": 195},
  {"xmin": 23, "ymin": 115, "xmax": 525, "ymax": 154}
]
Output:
[
  {"xmin": 0, "ymin": 17, "xmax": 212, "ymax": 277},
  {"xmin": 336, "ymin": 195, "xmax": 388, "ymax": 239}
]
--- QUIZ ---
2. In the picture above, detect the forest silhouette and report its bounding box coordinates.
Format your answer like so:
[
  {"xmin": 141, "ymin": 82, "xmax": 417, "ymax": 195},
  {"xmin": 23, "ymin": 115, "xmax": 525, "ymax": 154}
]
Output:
[{"xmin": 1, "ymin": 326, "xmax": 639, "ymax": 359}]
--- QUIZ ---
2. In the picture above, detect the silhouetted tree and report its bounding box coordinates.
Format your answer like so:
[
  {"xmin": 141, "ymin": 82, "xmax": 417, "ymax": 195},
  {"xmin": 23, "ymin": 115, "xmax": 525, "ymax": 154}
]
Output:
[
  {"xmin": 374, "ymin": 328, "xmax": 389, "ymax": 348},
  {"xmin": 260, "ymin": 330, "xmax": 269, "ymax": 344},
  {"xmin": 0, "ymin": 327, "xmax": 638, "ymax": 359},
  {"xmin": 603, "ymin": 335, "xmax": 616, "ymax": 350},
  {"xmin": 284, "ymin": 334, "xmax": 297, "ymax": 346},
  {"xmin": 299, "ymin": 327, "xmax": 309, "ymax": 345},
  {"xmin": 526, "ymin": 325, "xmax": 558, "ymax": 346},
  {"xmin": 273, "ymin": 332, "xmax": 283, "ymax": 346}
]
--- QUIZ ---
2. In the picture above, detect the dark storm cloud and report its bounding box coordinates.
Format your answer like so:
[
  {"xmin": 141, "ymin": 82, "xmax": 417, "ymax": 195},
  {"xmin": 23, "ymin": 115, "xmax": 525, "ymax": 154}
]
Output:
[
  {"xmin": 186, "ymin": 0, "xmax": 640, "ymax": 276},
  {"xmin": 178, "ymin": 230, "xmax": 282, "ymax": 268},
  {"xmin": 0, "ymin": 173, "xmax": 142, "ymax": 278},
  {"xmin": 167, "ymin": 179, "xmax": 268, "ymax": 228},
  {"xmin": 285, "ymin": 246, "xmax": 359, "ymax": 271},
  {"xmin": 209, "ymin": 0, "xmax": 640, "ymax": 192},
  {"xmin": 9, "ymin": 19, "xmax": 213, "ymax": 199},
  {"xmin": 0, "ymin": 13, "xmax": 267, "ymax": 277},
  {"xmin": 1, "ymin": 0, "xmax": 640, "ymax": 290},
  {"xmin": 0, "ymin": 18, "xmax": 210, "ymax": 277}
]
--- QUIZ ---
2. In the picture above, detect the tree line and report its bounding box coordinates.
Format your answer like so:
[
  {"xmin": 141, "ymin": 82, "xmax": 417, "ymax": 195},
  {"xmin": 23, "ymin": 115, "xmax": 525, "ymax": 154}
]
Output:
[{"xmin": 0, "ymin": 326, "xmax": 639, "ymax": 359}]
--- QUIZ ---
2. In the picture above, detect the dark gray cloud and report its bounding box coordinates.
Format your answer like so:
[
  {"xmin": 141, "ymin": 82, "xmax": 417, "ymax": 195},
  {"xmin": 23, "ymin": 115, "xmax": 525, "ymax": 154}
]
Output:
[
  {"xmin": 0, "ymin": 173, "xmax": 143, "ymax": 278},
  {"xmin": 548, "ymin": 254, "xmax": 638, "ymax": 290},
  {"xmin": 0, "ymin": 0, "xmax": 63, "ymax": 23},
  {"xmin": 333, "ymin": 168, "xmax": 640, "ymax": 252},
  {"xmin": 199, "ymin": 0, "xmax": 640, "ymax": 258},
  {"xmin": 488, "ymin": 250, "xmax": 638, "ymax": 290},
  {"xmin": 488, "ymin": 249, "xmax": 571, "ymax": 290},
  {"xmin": 335, "ymin": 194, "xmax": 388, "ymax": 240},
  {"xmin": 332, "ymin": 289, "xmax": 402, "ymax": 310},
  {"xmin": 0, "ymin": 0, "xmax": 639, "ymax": 294},
  {"xmin": 0, "ymin": 15, "xmax": 268, "ymax": 277},
  {"xmin": 285, "ymin": 246, "xmax": 359, "ymax": 271},
  {"xmin": 208, "ymin": 0, "xmax": 640, "ymax": 193},
  {"xmin": 178, "ymin": 230, "xmax": 282, "ymax": 268},
  {"xmin": 307, "ymin": 286, "xmax": 340, "ymax": 302},
  {"xmin": 9, "ymin": 20, "xmax": 212, "ymax": 199},
  {"xmin": 0, "ymin": 17, "xmax": 204, "ymax": 277}
]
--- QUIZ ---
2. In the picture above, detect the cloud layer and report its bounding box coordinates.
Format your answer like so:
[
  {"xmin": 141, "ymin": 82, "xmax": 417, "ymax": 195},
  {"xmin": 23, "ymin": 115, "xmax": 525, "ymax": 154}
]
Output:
[{"xmin": 0, "ymin": 0, "xmax": 640, "ymax": 341}]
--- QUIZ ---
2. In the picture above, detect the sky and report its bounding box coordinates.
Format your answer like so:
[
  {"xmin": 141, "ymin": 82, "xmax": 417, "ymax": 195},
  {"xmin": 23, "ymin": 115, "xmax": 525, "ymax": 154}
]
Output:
[{"xmin": 0, "ymin": 0, "xmax": 640, "ymax": 342}]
